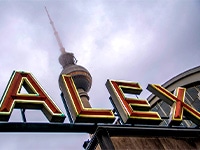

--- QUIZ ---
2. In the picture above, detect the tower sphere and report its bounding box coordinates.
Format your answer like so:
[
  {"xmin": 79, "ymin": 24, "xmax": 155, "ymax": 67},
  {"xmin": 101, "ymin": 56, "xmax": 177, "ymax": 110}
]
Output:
[
  {"xmin": 44, "ymin": 7, "xmax": 92, "ymax": 93},
  {"xmin": 59, "ymin": 52, "xmax": 92, "ymax": 92},
  {"xmin": 59, "ymin": 52, "xmax": 75, "ymax": 67}
]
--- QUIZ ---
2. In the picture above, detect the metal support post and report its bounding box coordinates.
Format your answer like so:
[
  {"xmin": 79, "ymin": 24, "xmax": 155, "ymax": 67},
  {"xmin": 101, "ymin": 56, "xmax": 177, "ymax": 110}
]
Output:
[
  {"xmin": 21, "ymin": 108, "xmax": 26, "ymax": 122},
  {"xmin": 60, "ymin": 92, "xmax": 73, "ymax": 123},
  {"xmin": 96, "ymin": 128, "xmax": 115, "ymax": 150},
  {"xmin": 85, "ymin": 127, "xmax": 115, "ymax": 150}
]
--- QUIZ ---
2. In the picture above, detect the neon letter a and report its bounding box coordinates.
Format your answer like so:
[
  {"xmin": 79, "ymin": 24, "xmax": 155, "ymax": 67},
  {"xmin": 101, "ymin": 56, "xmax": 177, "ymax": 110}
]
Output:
[{"xmin": 0, "ymin": 71, "xmax": 65, "ymax": 122}]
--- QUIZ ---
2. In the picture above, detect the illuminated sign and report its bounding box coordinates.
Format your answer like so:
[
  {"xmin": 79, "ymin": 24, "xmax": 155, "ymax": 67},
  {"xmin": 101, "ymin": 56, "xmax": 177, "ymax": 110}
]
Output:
[
  {"xmin": 106, "ymin": 80, "xmax": 161, "ymax": 125},
  {"xmin": 0, "ymin": 71, "xmax": 65, "ymax": 122},
  {"xmin": 147, "ymin": 84, "xmax": 200, "ymax": 126},
  {"xmin": 0, "ymin": 70, "xmax": 200, "ymax": 126},
  {"xmin": 59, "ymin": 74, "xmax": 115, "ymax": 123}
]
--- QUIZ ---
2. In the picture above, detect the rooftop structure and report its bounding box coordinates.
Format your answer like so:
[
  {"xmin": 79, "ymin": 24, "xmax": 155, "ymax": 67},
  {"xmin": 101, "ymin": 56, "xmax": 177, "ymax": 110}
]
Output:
[{"xmin": 148, "ymin": 65, "xmax": 200, "ymax": 127}]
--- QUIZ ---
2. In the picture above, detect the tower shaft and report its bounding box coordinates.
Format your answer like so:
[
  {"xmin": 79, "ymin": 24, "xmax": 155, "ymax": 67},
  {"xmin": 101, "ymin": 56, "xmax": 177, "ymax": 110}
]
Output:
[{"xmin": 45, "ymin": 7, "xmax": 92, "ymax": 123}]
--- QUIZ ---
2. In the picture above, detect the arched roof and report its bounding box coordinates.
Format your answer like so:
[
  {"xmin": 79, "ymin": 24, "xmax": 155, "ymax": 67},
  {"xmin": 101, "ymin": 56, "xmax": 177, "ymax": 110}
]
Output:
[{"xmin": 148, "ymin": 66, "xmax": 200, "ymax": 106}]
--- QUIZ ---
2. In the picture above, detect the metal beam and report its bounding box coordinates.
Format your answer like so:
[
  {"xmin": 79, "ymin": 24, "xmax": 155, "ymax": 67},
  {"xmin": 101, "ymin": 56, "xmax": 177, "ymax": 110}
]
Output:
[
  {"xmin": 0, "ymin": 122, "xmax": 199, "ymax": 138},
  {"xmin": 101, "ymin": 126, "xmax": 200, "ymax": 137},
  {"xmin": 0, "ymin": 122, "xmax": 96, "ymax": 133}
]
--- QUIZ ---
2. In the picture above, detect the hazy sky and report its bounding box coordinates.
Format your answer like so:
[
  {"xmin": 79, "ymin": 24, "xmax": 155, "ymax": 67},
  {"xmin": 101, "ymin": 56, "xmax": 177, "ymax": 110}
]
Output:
[{"xmin": 0, "ymin": 0, "xmax": 200, "ymax": 149}]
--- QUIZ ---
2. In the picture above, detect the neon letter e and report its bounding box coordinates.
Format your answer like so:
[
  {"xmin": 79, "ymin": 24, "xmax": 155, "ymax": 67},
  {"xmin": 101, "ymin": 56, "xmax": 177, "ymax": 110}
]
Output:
[{"xmin": 106, "ymin": 80, "xmax": 161, "ymax": 125}]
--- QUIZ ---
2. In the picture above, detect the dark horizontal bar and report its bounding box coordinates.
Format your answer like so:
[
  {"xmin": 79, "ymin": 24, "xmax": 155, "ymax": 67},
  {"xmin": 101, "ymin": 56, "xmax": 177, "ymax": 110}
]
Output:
[
  {"xmin": 0, "ymin": 122, "xmax": 97, "ymax": 133},
  {"xmin": 0, "ymin": 122, "xmax": 199, "ymax": 138},
  {"xmin": 100, "ymin": 126, "xmax": 200, "ymax": 138}
]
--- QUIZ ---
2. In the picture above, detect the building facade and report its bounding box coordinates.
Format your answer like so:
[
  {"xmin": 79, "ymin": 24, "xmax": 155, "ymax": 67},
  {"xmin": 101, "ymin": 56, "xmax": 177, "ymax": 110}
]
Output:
[{"xmin": 86, "ymin": 66, "xmax": 200, "ymax": 150}]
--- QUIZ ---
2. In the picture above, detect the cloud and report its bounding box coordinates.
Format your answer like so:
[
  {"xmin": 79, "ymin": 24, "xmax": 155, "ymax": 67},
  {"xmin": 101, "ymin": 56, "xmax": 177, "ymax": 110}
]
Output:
[{"xmin": 0, "ymin": 0, "xmax": 200, "ymax": 149}]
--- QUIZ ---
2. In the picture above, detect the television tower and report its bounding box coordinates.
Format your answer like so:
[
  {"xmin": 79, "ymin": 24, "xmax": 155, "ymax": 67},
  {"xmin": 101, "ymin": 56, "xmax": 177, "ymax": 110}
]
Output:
[{"xmin": 45, "ymin": 7, "xmax": 92, "ymax": 109}]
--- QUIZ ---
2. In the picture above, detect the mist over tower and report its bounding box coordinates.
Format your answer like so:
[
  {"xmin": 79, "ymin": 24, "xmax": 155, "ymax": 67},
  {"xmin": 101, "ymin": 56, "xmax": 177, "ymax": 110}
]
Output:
[{"xmin": 45, "ymin": 7, "xmax": 92, "ymax": 113}]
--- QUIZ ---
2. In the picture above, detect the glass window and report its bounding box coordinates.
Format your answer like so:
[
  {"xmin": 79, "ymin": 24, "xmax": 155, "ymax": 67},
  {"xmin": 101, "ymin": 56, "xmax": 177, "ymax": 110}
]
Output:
[
  {"xmin": 186, "ymin": 87, "xmax": 198, "ymax": 101},
  {"xmin": 150, "ymin": 85, "xmax": 200, "ymax": 127}
]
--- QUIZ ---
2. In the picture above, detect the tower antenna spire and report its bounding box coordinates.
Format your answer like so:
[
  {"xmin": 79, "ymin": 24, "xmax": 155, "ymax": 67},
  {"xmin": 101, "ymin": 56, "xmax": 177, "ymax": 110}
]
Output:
[{"xmin": 45, "ymin": 6, "xmax": 66, "ymax": 54}]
